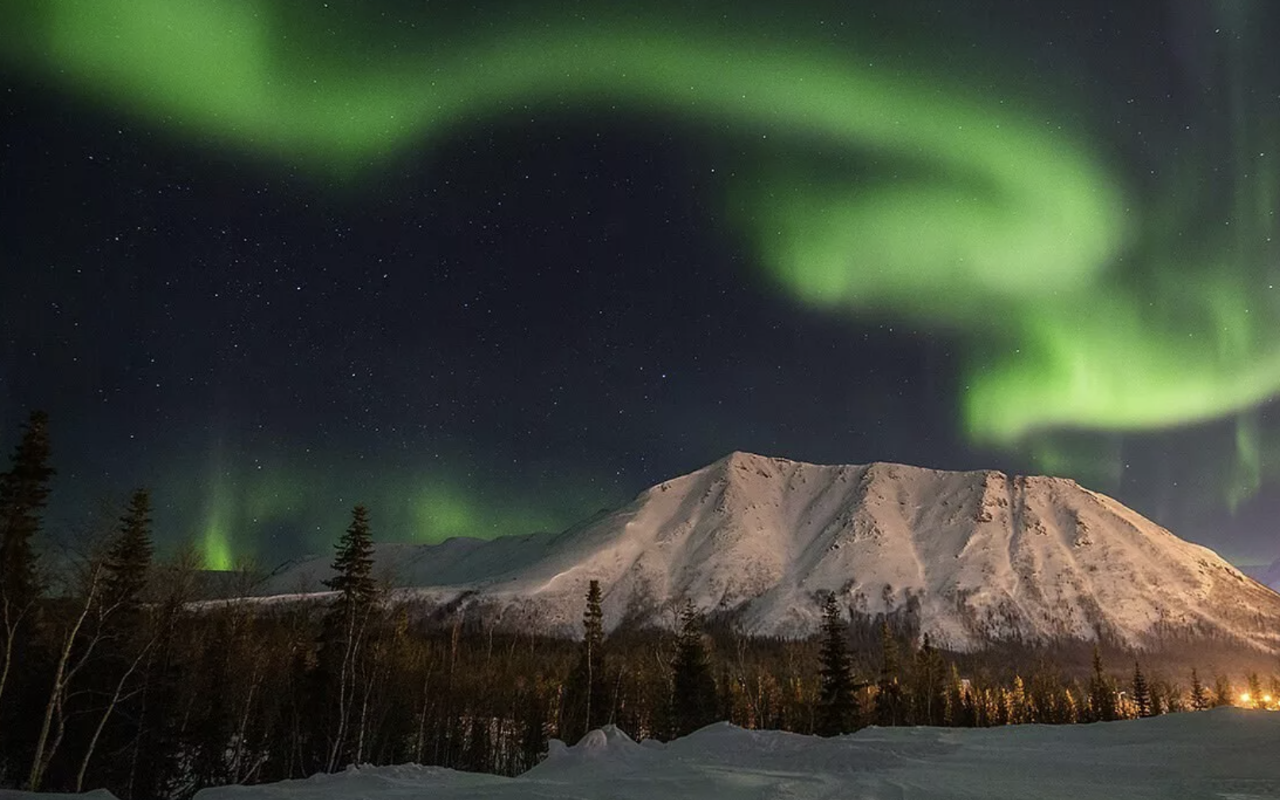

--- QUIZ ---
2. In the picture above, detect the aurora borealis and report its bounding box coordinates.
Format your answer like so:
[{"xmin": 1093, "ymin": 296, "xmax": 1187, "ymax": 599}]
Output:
[{"xmin": 2, "ymin": 0, "xmax": 1278, "ymax": 568}]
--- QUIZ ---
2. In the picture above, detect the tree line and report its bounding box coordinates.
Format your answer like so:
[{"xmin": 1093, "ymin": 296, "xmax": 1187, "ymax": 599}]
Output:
[{"xmin": 2, "ymin": 411, "xmax": 1278, "ymax": 797}]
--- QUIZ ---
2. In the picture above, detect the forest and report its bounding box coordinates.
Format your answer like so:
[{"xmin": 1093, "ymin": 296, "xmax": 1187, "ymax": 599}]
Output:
[{"xmin": 3, "ymin": 411, "xmax": 1279, "ymax": 798}]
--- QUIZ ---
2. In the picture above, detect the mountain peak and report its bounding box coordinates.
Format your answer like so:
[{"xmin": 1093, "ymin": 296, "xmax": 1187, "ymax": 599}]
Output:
[{"xmin": 260, "ymin": 454, "xmax": 1280, "ymax": 652}]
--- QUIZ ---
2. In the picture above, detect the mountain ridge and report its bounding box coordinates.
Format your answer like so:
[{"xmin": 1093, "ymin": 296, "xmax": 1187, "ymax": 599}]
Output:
[{"xmin": 257, "ymin": 452, "xmax": 1280, "ymax": 652}]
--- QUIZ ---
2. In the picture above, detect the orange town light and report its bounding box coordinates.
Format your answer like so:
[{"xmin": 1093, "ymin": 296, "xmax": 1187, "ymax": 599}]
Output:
[{"xmin": 1240, "ymin": 693, "xmax": 1251, "ymax": 703}]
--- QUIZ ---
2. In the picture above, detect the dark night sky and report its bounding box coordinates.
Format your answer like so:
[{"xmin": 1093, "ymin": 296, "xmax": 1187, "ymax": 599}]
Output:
[{"xmin": 2, "ymin": 0, "xmax": 1279, "ymax": 569}]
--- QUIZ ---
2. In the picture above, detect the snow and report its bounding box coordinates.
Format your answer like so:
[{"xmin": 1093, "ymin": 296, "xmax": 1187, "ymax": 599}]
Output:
[
  {"xmin": 183, "ymin": 710, "xmax": 1280, "ymax": 799},
  {"xmin": 10, "ymin": 709, "xmax": 1275, "ymax": 799},
  {"xmin": 258, "ymin": 452, "xmax": 1280, "ymax": 651}
]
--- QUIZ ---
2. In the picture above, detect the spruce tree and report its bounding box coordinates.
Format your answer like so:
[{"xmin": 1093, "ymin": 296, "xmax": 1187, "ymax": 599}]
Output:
[
  {"xmin": 1131, "ymin": 662, "xmax": 1153, "ymax": 718},
  {"xmin": 103, "ymin": 489, "xmax": 154, "ymax": 613},
  {"xmin": 1087, "ymin": 646, "xmax": 1117, "ymax": 722},
  {"xmin": 912, "ymin": 635, "xmax": 948, "ymax": 726},
  {"xmin": 1189, "ymin": 669, "xmax": 1209, "ymax": 711},
  {"xmin": 0, "ymin": 410, "xmax": 54, "ymax": 760},
  {"xmin": 815, "ymin": 593, "xmax": 857, "ymax": 736},
  {"xmin": 1008, "ymin": 675, "xmax": 1030, "ymax": 725},
  {"xmin": 874, "ymin": 621, "xmax": 905, "ymax": 726},
  {"xmin": 562, "ymin": 580, "xmax": 608, "ymax": 743},
  {"xmin": 324, "ymin": 505, "xmax": 377, "ymax": 611},
  {"xmin": 0, "ymin": 410, "xmax": 54, "ymax": 614},
  {"xmin": 1212, "ymin": 674, "xmax": 1233, "ymax": 708},
  {"xmin": 1246, "ymin": 673, "xmax": 1264, "ymax": 709},
  {"xmin": 317, "ymin": 505, "xmax": 379, "ymax": 772},
  {"xmin": 670, "ymin": 600, "xmax": 716, "ymax": 738},
  {"xmin": 520, "ymin": 681, "xmax": 548, "ymax": 771}
]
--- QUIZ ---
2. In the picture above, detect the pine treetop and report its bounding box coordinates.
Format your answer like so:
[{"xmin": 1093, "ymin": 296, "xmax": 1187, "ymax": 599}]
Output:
[
  {"xmin": 583, "ymin": 579, "xmax": 604, "ymax": 647},
  {"xmin": 325, "ymin": 505, "xmax": 377, "ymax": 609},
  {"xmin": 816, "ymin": 593, "xmax": 858, "ymax": 736},
  {"xmin": 1132, "ymin": 661, "xmax": 1153, "ymax": 718},
  {"xmin": 103, "ymin": 488, "xmax": 155, "ymax": 610},
  {"xmin": 670, "ymin": 600, "xmax": 716, "ymax": 737},
  {"xmin": 0, "ymin": 410, "xmax": 56, "ymax": 608}
]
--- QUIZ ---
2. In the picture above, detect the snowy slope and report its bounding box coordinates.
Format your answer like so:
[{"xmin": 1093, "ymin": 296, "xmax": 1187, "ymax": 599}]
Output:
[
  {"xmin": 260, "ymin": 452, "xmax": 1280, "ymax": 650},
  {"xmin": 184, "ymin": 709, "xmax": 1277, "ymax": 800}
]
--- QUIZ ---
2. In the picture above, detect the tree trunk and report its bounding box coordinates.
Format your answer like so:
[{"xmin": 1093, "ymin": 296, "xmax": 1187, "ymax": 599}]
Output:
[
  {"xmin": 75, "ymin": 638, "xmax": 153, "ymax": 791},
  {"xmin": 28, "ymin": 571, "xmax": 101, "ymax": 790},
  {"xmin": 0, "ymin": 596, "xmax": 26, "ymax": 709}
]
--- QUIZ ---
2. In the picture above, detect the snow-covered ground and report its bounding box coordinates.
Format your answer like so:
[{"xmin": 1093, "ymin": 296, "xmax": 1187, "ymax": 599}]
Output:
[
  {"xmin": 11, "ymin": 710, "xmax": 1277, "ymax": 799},
  {"xmin": 197, "ymin": 710, "xmax": 1279, "ymax": 799}
]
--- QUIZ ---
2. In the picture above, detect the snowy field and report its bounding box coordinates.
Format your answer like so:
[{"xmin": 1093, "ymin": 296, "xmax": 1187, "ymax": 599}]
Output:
[{"xmin": 19, "ymin": 708, "xmax": 1274, "ymax": 800}]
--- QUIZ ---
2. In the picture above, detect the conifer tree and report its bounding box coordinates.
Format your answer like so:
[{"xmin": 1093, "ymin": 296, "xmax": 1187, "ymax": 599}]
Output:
[
  {"xmin": 1189, "ymin": 669, "xmax": 1209, "ymax": 711},
  {"xmin": 1131, "ymin": 662, "xmax": 1153, "ymax": 718},
  {"xmin": 317, "ymin": 505, "xmax": 379, "ymax": 772},
  {"xmin": 562, "ymin": 580, "xmax": 608, "ymax": 743},
  {"xmin": 815, "ymin": 593, "xmax": 858, "ymax": 736},
  {"xmin": 324, "ymin": 505, "xmax": 377, "ymax": 611},
  {"xmin": 1008, "ymin": 675, "xmax": 1030, "ymax": 725},
  {"xmin": 912, "ymin": 635, "xmax": 948, "ymax": 726},
  {"xmin": 1060, "ymin": 688, "xmax": 1080, "ymax": 724},
  {"xmin": 1212, "ymin": 674, "xmax": 1234, "ymax": 708},
  {"xmin": 103, "ymin": 489, "xmax": 154, "ymax": 613},
  {"xmin": 1246, "ymin": 673, "xmax": 1264, "ymax": 709},
  {"xmin": 1087, "ymin": 646, "xmax": 1117, "ymax": 722},
  {"xmin": 0, "ymin": 410, "xmax": 54, "ymax": 767},
  {"xmin": 0, "ymin": 410, "xmax": 54, "ymax": 612},
  {"xmin": 520, "ymin": 680, "xmax": 549, "ymax": 771},
  {"xmin": 71, "ymin": 490, "xmax": 159, "ymax": 794},
  {"xmin": 948, "ymin": 665, "xmax": 977, "ymax": 727},
  {"xmin": 670, "ymin": 600, "xmax": 717, "ymax": 738},
  {"xmin": 874, "ymin": 621, "xmax": 905, "ymax": 726}
]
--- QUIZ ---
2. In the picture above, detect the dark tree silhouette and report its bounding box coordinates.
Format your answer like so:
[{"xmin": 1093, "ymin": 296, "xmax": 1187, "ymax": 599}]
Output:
[
  {"xmin": 1246, "ymin": 673, "xmax": 1264, "ymax": 709},
  {"xmin": 103, "ymin": 490, "xmax": 154, "ymax": 614},
  {"xmin": 1189, "ymin": 669, "xmax": 1209, "ymax": 711},
  {"xmin": 874, "ymin": 621, "xmax": 905, "ymax": 726},
  {"xmin": 1087, "ymin": 647, "xmax": 1117, "ymax": 722},
  {"xmin": 0, "ymin": 410, "xmax": 54, "ymax": 777},
  {"xmin": 317, "ymin": 505, "xmax": 379, "ymax": 772},
  {"xmin": 0, "ymin": 410, "xmax": 54, "ymax": 611},
  {"xmin": 815, "ymin": 593, "xmax": 858, "ymax": 736},
  {"xmin": 912, "ymin": 635, "xmax": 948, "ymax": 726},
  {"xmin": 670, "ymin": 601, "xmax": 716, "ymax": 738},
  {"xmin": 324, "ymin": 505, "xmax": 377, "ymax": 611},
  {"xmin": 562, "ymin": 580, "xmax": 608, "ymax": 743},
  {"xmin": 1131, "ymin": 662, "xmax": 1153, "ymax": 718}
]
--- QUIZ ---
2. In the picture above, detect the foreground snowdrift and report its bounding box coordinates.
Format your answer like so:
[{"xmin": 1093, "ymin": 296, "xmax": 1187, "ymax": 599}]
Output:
[
  {"xmin": 12, "ymin": 710, "xmax": 1274, "ymax": 799},
  {"xmin": 207, "ymin": 710, "xmax": 1280, "ymax": 799}
]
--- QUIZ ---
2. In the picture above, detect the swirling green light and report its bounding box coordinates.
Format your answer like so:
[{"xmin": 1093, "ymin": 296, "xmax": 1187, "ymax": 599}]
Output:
[{"xmin": 3, "ymin": 1, "xmax": 1277, "ymax": 476}]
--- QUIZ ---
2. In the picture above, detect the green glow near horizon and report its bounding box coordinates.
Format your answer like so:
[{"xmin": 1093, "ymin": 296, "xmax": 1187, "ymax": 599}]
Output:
[
  {"xmin": 202, "ymin": 517, "xmax": 234, "ymax": 572},
  {"xmin": 163, "ymin": 458, "xmax": 597, "ymax": 569},
  {"xmin": 3, "ymin": 1, "xmax": 1278, "ymax": 520}
]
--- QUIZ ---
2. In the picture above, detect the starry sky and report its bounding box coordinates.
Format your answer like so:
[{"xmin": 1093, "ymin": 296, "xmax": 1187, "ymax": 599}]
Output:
[{"xmin": 2, "ymin": 0, "xmax": 1278, "ymax": 570}]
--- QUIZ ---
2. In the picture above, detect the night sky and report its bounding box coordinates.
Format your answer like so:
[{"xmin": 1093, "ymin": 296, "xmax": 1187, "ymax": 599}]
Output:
[{"xmin": 2, "ymin": 0, "xmax": 1278, "ymax": 570}]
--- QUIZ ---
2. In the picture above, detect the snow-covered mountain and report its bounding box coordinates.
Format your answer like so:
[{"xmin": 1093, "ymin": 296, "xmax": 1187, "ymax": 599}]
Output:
[{"xmin": 258, "ymin": 452, "xmax": 1280, "ymax": 651}]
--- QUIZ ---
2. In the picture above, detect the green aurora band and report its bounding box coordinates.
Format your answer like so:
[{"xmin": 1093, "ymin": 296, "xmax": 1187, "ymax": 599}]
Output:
[
  {"xmin": 157, "ymin": 453, "xmax": 597, "ymax": 571},
  {"xmin": 3, "ymin": 1, "xmax": 1278, "ymax": 563}
]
